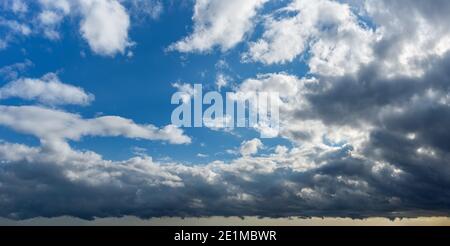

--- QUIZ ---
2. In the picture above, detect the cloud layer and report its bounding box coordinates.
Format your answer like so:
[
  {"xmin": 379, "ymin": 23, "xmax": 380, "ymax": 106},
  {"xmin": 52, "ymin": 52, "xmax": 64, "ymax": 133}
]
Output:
[{"xmin": 1, "ymin": 0, "xmax": 450, "ymax": 220}]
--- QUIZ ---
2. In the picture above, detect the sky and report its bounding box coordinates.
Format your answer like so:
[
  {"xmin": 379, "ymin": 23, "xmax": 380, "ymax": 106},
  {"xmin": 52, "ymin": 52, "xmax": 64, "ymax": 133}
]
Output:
[{"xmin": 0, "ymin": 0, "xmax": 450, "ymax": 225}]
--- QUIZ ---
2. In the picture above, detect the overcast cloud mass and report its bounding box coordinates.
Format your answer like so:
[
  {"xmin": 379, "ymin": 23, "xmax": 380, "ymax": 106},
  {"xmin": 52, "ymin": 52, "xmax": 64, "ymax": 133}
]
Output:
[{"xmin": 0, "ymin": 0, "xmax": 450, "ymax": 221}]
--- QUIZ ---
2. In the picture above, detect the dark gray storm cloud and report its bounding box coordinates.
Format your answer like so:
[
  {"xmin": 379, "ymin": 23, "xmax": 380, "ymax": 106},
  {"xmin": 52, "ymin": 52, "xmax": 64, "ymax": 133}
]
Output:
[{"xmin": 0, "ymin": 144, "xmax": 410, "ymax": 219}]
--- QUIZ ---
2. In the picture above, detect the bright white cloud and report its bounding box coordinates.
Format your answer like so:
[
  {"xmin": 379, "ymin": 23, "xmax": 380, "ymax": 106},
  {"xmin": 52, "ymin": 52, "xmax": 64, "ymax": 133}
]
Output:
[
  {"xmin": 0, "ymin": 73, "xmax": 94, "ymax": 106},
  {"xmin": 2, "ymin": 0, "xmax": 146, "ymax": 56},
  {"xmin": 243, "ymin": 0, "xmax": 375, "ymax": 76},
  {"xmin": 242, "ymin": 0, "xmax": 450, "ymax": 78},
  {"xmin": 34, "ymin": 0, "xmax": 132, "ymax": 55},
  {"xmin": 78, "ymin": 0, "xmax": 132, "ymax": 56},
  {"xmin": 235, "ymin": 72, "xmax": 370, "ymax": 155},
  {"xmin": 168, "ymin": 0, "xmax": 268, "ymax": 53},
  {"xmin": 0, "ymin": 105, "xmax": 191, "ymax": 145},
  {"xmin": 236, "ymin": 73, "xmax": 316, "ymax": 141}
]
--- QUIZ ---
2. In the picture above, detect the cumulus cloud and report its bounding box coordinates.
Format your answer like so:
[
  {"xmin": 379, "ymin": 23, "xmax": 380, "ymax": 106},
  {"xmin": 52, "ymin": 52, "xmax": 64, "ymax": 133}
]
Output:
[
  {"xmin": 78, "ymin": 0, "xmax": 132, "ymax": 56},
  {"xmin": 0, "ymin": 73, "xmax": 94, "ymax": 106},
  {"xmin": 243, "ymin": 0, "xmax": 375, "ymax": 76},
  {"xmin": 168, "ymin": 0, "xmax": 268, "ymax": 53},
  {"xmin": 1, "ymin": 131, "xmax": 445, "ymax": 219},
  {"xmin": 240, "ymin": 138, "xmax": 263, "ymax": 156},
  {"xmin": 211, "ymin": 1, "xmax": 450, "ymax": 220},
  {"xmin": 243, "ymin": 0, "xmax": 450, "ymax": 77},
  {"xmin": 235, "ymin": 73, "xmax": 322, "ymax": 143},
  {"xmin": 38, "ymin": 0, "xmax": 132, "ymax": 55}
]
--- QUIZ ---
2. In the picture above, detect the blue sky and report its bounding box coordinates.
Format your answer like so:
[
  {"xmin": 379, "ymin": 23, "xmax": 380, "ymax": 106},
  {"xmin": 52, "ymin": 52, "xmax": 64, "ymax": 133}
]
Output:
[
  {"xmin": 1, "ymin": 0, "xmax": 450, "ymax": 222},
  {"xmin": 1, "ymin": 1, "xmax": 296, "ymax": 163}
]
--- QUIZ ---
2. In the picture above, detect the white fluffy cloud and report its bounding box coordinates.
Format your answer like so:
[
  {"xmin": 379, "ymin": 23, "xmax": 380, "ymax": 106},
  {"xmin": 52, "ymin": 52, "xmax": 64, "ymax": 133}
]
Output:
[
  {"xmin": 0, "ymin": 105, "xmax": 191, "ymax": 145},
  {"xmin": 0, "ymin": 73, "xmax": 94, "ymax": 106},
  {"xmin": 242, "ymin": 0, "xmax": 450, "ymax": 78},
  {"xmin": 243, "ymin": 0, "xmax": 375, "ymax": 76},
  {"xmin": 78, "ymin": 0, "xmax": 132, "ymax": 56},
  {"xmin": 239, "ymin": 138, "xmax": 263, "ymax": 156},
  {"xmin": 1, "ymin": 0, "xmax": 133, "ymax": 56},
  {"xmin": 168, "ymin": 0, "xmax": 268, "ymax": 53}
]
